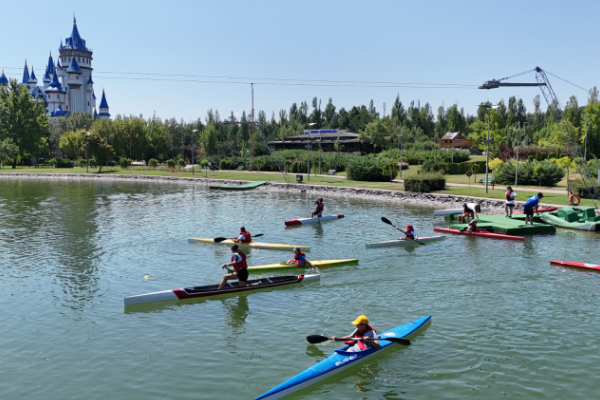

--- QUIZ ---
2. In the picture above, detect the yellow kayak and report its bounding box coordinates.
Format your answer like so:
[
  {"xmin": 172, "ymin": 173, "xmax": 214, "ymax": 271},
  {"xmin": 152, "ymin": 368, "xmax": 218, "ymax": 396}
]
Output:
[
  {"xmin": 247, "ymin": 259, "xmax": 358, "ymax": 273},
  {"xmin": 187, "ymin": 238, "xmax": 310, "ymax": 251}
]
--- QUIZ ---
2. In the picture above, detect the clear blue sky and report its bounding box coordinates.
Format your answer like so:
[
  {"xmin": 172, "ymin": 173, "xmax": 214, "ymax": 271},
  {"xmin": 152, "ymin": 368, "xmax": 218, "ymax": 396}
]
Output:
[{"xmin": 1, "ymin": 0, "xmax": 598, "ymax": 123}]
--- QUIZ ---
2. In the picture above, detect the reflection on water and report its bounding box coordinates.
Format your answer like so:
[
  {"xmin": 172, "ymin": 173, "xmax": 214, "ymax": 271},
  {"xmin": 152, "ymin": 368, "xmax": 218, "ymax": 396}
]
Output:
[
  {"xmin": 305, "ymin": 344, "xmax": 326, "ymax": 358},
  {"xmin": 220, "ymin": 294, "xmax": 250, "ymax": 329}
]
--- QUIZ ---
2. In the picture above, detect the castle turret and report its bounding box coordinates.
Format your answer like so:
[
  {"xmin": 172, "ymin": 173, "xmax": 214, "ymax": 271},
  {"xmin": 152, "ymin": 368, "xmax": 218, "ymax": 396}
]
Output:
[
  {"xmin": 66, "ymin": 57, "xmax": 83, "ymax": 87},
  {"xmin": 29, "ymin": 67, "xmax": 38, "ymax": 85},
  {"xmin": 43, "ymin": 52, "xmax": 54, "ymax": 85},
  {"xmin": 22, "ymin": 60, "xmax": 30, "ymax": 86},
  {"xmin": 45, "ymin": 69, "xmax": 67, "ymax": 119},
  {"xmin": 97, "ymin": 89, "xmax": 110, "ymax": 120},
  {"xmin": 0, "ymin": 70, "xmax": 8, "ymax": 86}
]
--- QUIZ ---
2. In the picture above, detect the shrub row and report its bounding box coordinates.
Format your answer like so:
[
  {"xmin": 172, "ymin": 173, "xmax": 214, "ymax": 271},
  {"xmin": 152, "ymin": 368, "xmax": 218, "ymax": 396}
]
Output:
[
  {"xmin": 404, "ymin": 173, "xmax": 446, "ymax": 192},
  {"xmin": 494, "ymin": 161, "xmax": 565, "ymax": 187}
]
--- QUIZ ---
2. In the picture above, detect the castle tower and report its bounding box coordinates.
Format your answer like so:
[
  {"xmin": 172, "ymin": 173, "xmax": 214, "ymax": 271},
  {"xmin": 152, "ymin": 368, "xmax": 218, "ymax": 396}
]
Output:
[
  {"xmin": 45, "ymin": 69, "xmax": 67, "ymax": 119},
  {"xmin": 59, "ymin": 16, "xmax": 94, "ymax": 114},
  {"xmin": 21, "ymin": 60, "xmax": 30, "ymax": 87},
  {"xmin": 29, "ymin": 67, "xmax": 38, "ymax": 86},
  {"xmin": 97, "ymin": 89, "xmax": 110, "ymax": 120},
  {"xmin": 0, "ymin": 70, "xmax": 8, "ymax": 86},
  {"xmin": 43, "ymin": 52, "xmax": 54, "ymax": 86}
]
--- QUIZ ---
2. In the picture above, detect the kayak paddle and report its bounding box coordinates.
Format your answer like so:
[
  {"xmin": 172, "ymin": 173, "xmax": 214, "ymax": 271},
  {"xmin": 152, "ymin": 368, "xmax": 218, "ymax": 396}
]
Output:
[
  {"xmin": 214, "ymin": 233, "xmax": 264, "ymax": 243},
  {"xmin": 380, "ymin": 217, "xmax": 424, "ymax": 245},
  {"xmin": 306, "ymin": 334, "xmax": 410, "ymax": 346}
]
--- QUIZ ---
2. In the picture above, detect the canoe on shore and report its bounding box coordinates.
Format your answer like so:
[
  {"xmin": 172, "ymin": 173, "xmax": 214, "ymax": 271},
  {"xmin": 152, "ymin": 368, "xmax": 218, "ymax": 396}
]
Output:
[
  {"xmin": 124, "ymin": 274, "xmax": 320, "ymax": 306},
  {"xmin": 433, "ymin": 227, "xmax": 525, "ymax": 241},
  {"xmin": 366, "ymin": 236, "xmax": 446, "ymax": 248},
  {"xmin": 254, "ymin": 316, "xmax": 431, "ymax": 400},
  {"xmin": 433, "ymin": 208, "xmax": 490, "ymax": 216},
  {"xmin": 247, "ymin": 259, "xmax": 358, "ymax": 273},
  {"xmin": 550, "ymin": 260, "xmax": 600, "ymax": 271},
  {"xmin": 188, "ymin": 238, "xmax": 310, "ymax": 251},
  {"xmin": 285, "ymin": 215, "xmax": 344, "ymax": 226}
]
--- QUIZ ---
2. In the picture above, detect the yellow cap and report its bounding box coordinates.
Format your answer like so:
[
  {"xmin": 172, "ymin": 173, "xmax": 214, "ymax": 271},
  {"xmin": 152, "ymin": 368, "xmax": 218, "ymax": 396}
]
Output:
[{"xmin": 352, "ymin": 315, "xmax": 369, "ymax": 325}]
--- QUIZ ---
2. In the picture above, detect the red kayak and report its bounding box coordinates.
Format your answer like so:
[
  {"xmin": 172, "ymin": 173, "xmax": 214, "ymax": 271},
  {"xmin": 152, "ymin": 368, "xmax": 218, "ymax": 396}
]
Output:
[
  {"xmin": 549, "ymin": 260, "xmax": 600, "ymax": 271},
  {"xmin": 433, "ymin": 227, "xmax": 525, "ymax": 241},
  {"xmin": 513, "ymin": 207, "xmax": 558, "ymax": 214}
]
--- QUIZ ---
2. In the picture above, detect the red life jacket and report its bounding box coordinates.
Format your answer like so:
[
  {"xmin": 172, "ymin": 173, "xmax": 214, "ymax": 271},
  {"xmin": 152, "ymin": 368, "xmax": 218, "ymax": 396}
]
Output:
[
  {"xmin": 292, "ymin": 251, "xmax": 307, "ymax": 267},
  {"xmin": 231, "ymin": 251, "xmax": 248, "ymax": 272},
  {"xmin": 315, "ymin": 203, "xmax": 324, "ymax": 215},
  {"xmin": 344, "ymin": 324, "xmax": 376, "ymax": 350},
  {"xmin": 406, "ymin": 228, "xmax": 415, "ymax": 239},
  {"xmin": 505, "ymin": 191, "xmax": 514, "ymax": 201},
  {"xmin": 240, "ymin": 231, "xmax": 252, "ymax": 243}
]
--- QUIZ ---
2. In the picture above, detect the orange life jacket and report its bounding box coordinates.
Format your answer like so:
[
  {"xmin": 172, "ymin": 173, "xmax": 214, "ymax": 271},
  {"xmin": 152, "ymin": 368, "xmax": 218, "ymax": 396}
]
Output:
[{"xmin": 345, "ymin": 325, "xmax": 376, "ymax": 350}]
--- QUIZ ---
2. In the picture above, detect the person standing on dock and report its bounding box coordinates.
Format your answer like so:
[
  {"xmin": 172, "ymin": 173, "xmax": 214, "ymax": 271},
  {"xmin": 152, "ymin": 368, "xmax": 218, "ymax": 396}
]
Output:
[
  {"xmin": 331, "ymin": 315, "xmax": 380, "ymax": 352},
  {"xmin": 505, "ymin": 187, "xmax": 517, "ymax": 217},
  {"xmin": 218, "ymin": 245, "xmax": 249, "ymax": 290},
  {"xmin": 311, "ymin": 198, "xmax": 324, "ymax": 218},
  {"xmin": 524, "ymin": 193, "xmax": 544, "ymax": 225}
]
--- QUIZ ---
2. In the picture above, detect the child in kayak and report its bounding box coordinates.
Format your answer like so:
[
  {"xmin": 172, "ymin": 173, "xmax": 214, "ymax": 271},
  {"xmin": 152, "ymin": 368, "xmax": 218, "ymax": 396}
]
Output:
[
  {"xmin": 402, "ymin": 224, "xmax": 417, "ymax": 240},
  {"xmin": 287, "ymin": 246, "xmax": 313, "ymax": 268},
  {"xmin": 460, "ymin": 218, "xmax": 479, "ymax": 232},
  {"xmin": 218, "ymin": 245, "xmax": 248, "ymax": 289},
  {"xmin": 311, "ymin": 198, "xmax": 324, "ymax": 218},
  {"xmin": 331, "ymin": 315, "xmax": 380, "ymax": 352},
  {"xmin": 230, "ymin": 227, "xmax": 252, "ymax": 243}
]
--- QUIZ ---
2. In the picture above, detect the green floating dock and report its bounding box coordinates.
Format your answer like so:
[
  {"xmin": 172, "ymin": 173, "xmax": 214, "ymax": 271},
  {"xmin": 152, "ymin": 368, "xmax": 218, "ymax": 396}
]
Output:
[
  {"xmin": 445, "ymin": 213, "xmax": 556, "ymax": 235},
  {"xmin": 209, "ymin": 181, "xmax": 269, "ymax": 190}
]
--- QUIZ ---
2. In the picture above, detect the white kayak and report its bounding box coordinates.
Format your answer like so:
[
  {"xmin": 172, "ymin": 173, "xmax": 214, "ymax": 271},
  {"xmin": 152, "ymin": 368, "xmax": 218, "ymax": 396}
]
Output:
[
  {"xmin": 285, "ymin": 215, "xmax": 344, "ymax": 226},
  {"xmin": 433, "ymin": 208, "xmax": 490, "ymax": 216},
  {"xmin": 366, "ymin": 235, "xmax": 446, "ymax": 248}
]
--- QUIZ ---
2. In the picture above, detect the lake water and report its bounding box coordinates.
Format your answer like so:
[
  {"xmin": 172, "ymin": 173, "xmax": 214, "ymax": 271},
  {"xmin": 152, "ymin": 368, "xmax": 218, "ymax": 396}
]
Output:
[{"xmin": 1, "ymin": 178, "xmax": 599, "ymax": 400}]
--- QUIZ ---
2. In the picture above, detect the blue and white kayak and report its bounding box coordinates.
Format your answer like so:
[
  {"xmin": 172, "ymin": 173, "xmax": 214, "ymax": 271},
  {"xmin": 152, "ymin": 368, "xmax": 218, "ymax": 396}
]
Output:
[{"xmin": 254, "ymin": 315, "xmax": 431, "ymax": 400}]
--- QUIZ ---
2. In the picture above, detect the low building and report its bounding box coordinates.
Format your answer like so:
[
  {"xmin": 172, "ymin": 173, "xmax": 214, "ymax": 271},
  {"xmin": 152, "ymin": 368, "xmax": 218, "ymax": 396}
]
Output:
[
  {"xmin": 268, "ymin": 129, "xmax": 362, "ymax": 152},
  {"xmin": 435, "ymin": 132, "xmax": 473, "ymax": 149}
]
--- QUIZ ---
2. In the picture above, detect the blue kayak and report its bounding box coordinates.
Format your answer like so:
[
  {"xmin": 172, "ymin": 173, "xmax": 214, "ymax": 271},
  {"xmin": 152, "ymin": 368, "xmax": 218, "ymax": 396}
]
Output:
[{"xmin": 254, "ymin": 315, "xmax": 431, "ymax": 400}]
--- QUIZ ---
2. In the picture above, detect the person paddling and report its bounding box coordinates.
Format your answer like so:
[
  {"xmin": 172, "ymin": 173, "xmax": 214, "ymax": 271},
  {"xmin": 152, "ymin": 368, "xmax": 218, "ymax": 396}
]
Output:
[
  {"xmin": 524, "ymin": 192, "xmax": 544, "ymax": 225},
  {"xmin": 287, "ymin": 246, "xmax": 313, "ymax": 268},
  {"xmin": 505, "ymin": 186, "xmax": 517, "ymax": 217},
  {"xmin": 230, "ymin": 227, "xmax": 252, "ymax": 244},
  {"xmin": 311, "ymin": 198, "xmax": 324, "ymax": 218},
  {"xmin": 218, "ymin": 245, "xmax": 249, "ymax": 290},
  {"xmin": 403, "ymin": 224, "xmax": 417, "ymax": 241},
  {"xmin": 331, "ymin": 315, "xmax": 380, "ymax": 352}
]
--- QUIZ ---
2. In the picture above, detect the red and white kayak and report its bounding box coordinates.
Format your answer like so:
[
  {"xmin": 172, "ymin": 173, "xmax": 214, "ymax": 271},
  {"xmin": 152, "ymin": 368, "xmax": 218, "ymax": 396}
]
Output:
[
  {"xmin": 549, "ymin": 260, "xmax": 600, "ymax": 271},
  {"xmin": 124, "ymin": 274, "xmax": 320, "ymax": 306},
  {"xmin": 285, "ymin": 215, "xmax": 344, "ymax": 226},
  {"xmin": 513, "ymin": 207, "xmax": 558, "ymax": 214},
  {"xmin": 433, "ymin": 227, "xmax": 525, "ymax": 241}
]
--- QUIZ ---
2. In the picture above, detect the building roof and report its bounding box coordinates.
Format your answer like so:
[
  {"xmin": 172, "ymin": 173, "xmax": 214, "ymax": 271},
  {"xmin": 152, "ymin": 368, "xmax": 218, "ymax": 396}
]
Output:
[
  {"xmin": 22, "ymin": 61, "xmax": 30, "ymax": 84},
  {"xmin": 284, "ymin": 130, "xmax": 359, "ymax": 142},
  {"xmin": 0, "ymin": 70, "xmax": 9, "ymax": 85},
  {"xmin": 88, "ymin": 74, "xmax": 94, "ymax": 84},
  {"xmin": 46, "ymin": 52, "xmax": 54, "ymax": 77},
  {"xmin": 440, "ymin": 132, "xmax": 463, "ymax": 140},
  {"xmin": 50, "ymin": 106, "xmax": 67, "ymax": 116},
  {"xmin": 99, "ymin": 89, "xmax": 109, "ymax": 109},
  {"xmin": 47, "ymin": 69, "xmax": 65, "ymax": 92},
  {"xmin": 64, "ymin": 17, "xmax": 89, "ymax": 51},
  {"xmin": 30, "ymin": 67, "xmax": 37, "ymax": 82},
  {"xmin": 92, "ymin": 91, "xmax": 96, "ymax": 99},
  {"xmin": 67, "ymin": 57, "xmax": 82, "ymax": 73}
]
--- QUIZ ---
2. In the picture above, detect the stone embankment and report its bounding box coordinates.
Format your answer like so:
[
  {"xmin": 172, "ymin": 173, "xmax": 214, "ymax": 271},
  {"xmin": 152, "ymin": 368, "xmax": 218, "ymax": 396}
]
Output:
[{"xmin": 0, "ymin": 173, "xmax": 519, "ymax": 213}]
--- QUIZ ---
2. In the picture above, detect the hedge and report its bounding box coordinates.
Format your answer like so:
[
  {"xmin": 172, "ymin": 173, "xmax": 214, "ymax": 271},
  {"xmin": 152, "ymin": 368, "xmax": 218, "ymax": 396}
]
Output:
[
  {"xmin": 346, "ymin": 155, "xmax": 389, "ymax": 182},
  {"xmin": 444, "ymin": 161, "xmax": 487, "ymax": 175},
  {"xmin": 495, "ymin": 161, "xmax": 565, "ymax": 187},
  {"xmin": 404, "ymin": 173, "xmax": 446, "ymax": 192}
]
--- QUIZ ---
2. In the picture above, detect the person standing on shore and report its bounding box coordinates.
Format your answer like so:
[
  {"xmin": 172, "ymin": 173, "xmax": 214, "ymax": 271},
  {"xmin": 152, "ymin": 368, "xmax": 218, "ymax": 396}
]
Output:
[
  {"xmin": 311, "ymin": 198, "xmax": 324, "ymax": 218},
  {"xmin": 505, "ymin": 187, "xmax": 517, "ymax": 217},
  {"xmin": 218, "ymin": 245, "xmax": 249, "ymax": 290},
  {"xmin": 524, "ymin": 193, "xmax": 544, "ymax": 225}
]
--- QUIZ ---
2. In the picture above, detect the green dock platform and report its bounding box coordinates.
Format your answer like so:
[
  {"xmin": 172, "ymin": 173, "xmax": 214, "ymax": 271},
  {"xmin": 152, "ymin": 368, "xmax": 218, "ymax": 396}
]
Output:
[
  {"xmin": 209, "ymin": 181, "xmax": 269, "ymax": 190},
  {"xmin": 445, "ymin": 213, "xmax": 556, "ymax": 235}
]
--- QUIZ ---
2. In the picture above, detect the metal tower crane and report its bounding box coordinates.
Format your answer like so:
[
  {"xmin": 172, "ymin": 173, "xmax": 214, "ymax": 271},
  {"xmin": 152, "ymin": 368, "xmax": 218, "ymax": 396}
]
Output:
[{"xmin": 479, "ymin": 67, "xmax": 599, "ymax": 202}]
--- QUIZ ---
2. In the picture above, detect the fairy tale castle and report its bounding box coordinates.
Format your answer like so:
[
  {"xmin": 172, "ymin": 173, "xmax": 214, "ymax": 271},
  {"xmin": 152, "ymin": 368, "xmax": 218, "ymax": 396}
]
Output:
[{"xmin": 0, "ymin": 17, "xmax": 110, "ymax": 120}]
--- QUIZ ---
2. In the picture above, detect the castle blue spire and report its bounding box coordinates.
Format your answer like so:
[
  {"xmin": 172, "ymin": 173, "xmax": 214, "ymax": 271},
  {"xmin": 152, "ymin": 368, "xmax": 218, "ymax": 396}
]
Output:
[
  {"xmin": 64, "ymin": 16, "xmax": 88, "ymax": 50},
  {"xmin": 0, "ymin": 70, "xmax": 8, "ymax": 86},
  {"xmin": 88, "ymin": 74, "xmax": 94, "ymax": 84},
  {"xmin": 46, "ymin": 52, "xmax": 55, "ymax": 76},
  {"xmin": 30, "ymin": 67, "xmax": 37, "ymax": 82},
  {"xmin": 49, "ymin": 69, "xmax": 63, "ymax": 89},
  {"xmin": 67, "ymin": 57, "xmax": 82, "ymax": 73},
  {"xmin": 22, "ymin": 60, "xmax": 30, "ymax": 84},
  {"xmin": 57, "ymin": 58, "xmax": 62, "ymax": 68},
  {"xmin": 99, "ymin": 89, "xmax": 109, "ymax": 109}
]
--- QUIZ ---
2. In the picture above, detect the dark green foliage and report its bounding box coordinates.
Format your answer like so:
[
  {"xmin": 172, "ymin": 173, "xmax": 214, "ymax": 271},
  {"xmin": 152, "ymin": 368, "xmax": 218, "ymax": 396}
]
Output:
[
  {"xmin": 166, "ymin": 159, "xmax": 176, "ymax": 168},
  {"xmin": 119, "ymin": 157, "xmax": 132, "ymax": 169},
  {"xmin": 48, "ymin": 158, "xmax": 58, "ymax": 168},
  {"xmin": 569, "ymin": 179, "xmax": 599, "ymax": 199},
  {"xmin": 346, "ymin": 155, "xmax": 390, "ymax": 181},
  {"xmin": 535, "ymin": 152, "xmax": 548, "ymax": 161},
  {"xmin": 404, "ymin": 173, "xmax": 446, "ymax": 192},
  {"xmin": 56, "ymin": 158, "xmax": 73, "ymax": 168},
  {"xmin": 586, "ymin": 158, "xmax": 600, "ymax": 177},
  {"xmin": 444, "ymin": 161, "xmax": 486, "ymax": 175},
  {"xmin": 495, "ymin": 161, "xmax": 565, "ymax": 186},
  {"xmin": 420, "ymin": 158, "xmax": 446, "ymax": 173}
]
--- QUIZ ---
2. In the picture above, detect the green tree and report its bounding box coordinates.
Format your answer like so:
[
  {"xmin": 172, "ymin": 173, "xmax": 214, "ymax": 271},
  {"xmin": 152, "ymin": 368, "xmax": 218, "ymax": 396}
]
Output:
[
  {"xmin": 0, "ymin": 80, "xmax": 48, "ymax": 166},
  {"xmin": 488, "ymin": 158, "xmax": 504, "ymax": 177},
  {"xmin": 359, "ymin": 119, "xmax": 389, "ymax": 153},
  {"xmin": 0, "ymin": 138, "xmax": 19, "ymax": 168},
  {"xmin": 59, "ymin": 129, "xmax": 86, "ymax": 159},
  {"xmin": 554, "ymin": 156, "xmax": 576, "ymax": 194},
  {"xmin": 86, "ymin": 132, "xmax": 115, "ymax": 173},
  {"xmin": 199, "ymin": 123, "xmax": 218, "ymax": 156}
]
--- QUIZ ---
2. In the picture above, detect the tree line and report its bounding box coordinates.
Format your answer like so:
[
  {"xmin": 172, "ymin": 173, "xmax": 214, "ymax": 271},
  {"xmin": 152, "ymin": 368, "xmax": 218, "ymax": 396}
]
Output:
[{"xmin": 1, "ymin": 77, "xmax": 599, "ymax": 169}]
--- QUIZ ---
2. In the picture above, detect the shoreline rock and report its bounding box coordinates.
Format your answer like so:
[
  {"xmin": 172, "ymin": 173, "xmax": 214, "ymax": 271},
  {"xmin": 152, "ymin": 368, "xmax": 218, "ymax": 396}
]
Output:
[{"xmin": 0, "ymin": 172, "xmax": 534, "ymax": 213}]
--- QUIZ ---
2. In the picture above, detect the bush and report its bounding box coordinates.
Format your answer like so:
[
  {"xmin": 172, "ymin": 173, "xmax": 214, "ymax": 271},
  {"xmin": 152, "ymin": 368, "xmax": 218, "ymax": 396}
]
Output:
[
  {"xmin": 89, "ymin": 159, "xmax": 97, "ymax": 168},
  {"xmin": 119, "ymin": 157, "xmax": 132, "ymax": 169},
  {"xmin": 166, "ymin": 159, "xmax": 176, "ymax": 169},
  {"xmin": 219, "ymin": 158, "xmax": 234, "ymax": 170},
  {"xmin": 148, "ymin": 158, "xmax": 159, "ymax": 168},
  {"xmin": 586, "ymin": 158, "xmax": 600, "ymax": 177},
  {"xmin": 177, "ymin": 158, "xmax": 186, "ymax": 169},
  {"xmin": 346, "ymin": 155, "xmax": 390, "ymax": 181},
  {"xmin": 535, "ymin": 152, "xmax": 548, "ymax": 162},
  {"xmin": 495, "ymin": 161, "xmax": 565, "ymax": 186},
  {"xmin": 420, "ymin": 158, "xmax": 446, "ymax": 173},
  {"xmin": 570, "ymin": 179, "xmax": 600, "ymax": 199},
  {"xmin": 444, "ymin": 161, "xmax": 486, "ymax": 175},
  {"xmin": 404, "ymin": 173, "xmax": 446, "ymax": 192},
  {"xmin": 48, "ymin": 158, "xmax": 58, "ymax": 168},
  {"xmin": 76, "ymin": 158, "xmax": 87, "ymax": 168},
  {"xmin": 56, "ymin": 158, "xmax": 73, "ymax": 168}
]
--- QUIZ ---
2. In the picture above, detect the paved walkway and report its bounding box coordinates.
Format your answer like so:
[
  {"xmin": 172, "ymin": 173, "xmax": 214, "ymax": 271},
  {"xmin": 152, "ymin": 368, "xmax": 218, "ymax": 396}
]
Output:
[{"xmin": 392, "ymin": 179, "xmax": 568, "ymax": 195}]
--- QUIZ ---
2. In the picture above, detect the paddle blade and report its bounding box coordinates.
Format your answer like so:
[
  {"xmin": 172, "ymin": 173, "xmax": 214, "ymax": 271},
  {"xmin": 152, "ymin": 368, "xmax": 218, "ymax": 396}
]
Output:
[
  {"xmin": 306, "ymin": 334, "xmax": 330, "ymax": 344},
  {"xmin": 380, "ymin": 337, "xmax": 411, "ymax": 345},
  {"xmin": 381, "ymin": 217, "xmax": 393, "ymax": 226},
  {"xmin": 253, "ymin": 234, "xmax": 264, "ymax": 238},
  {"xmin": 213, "ymin": 237, "xmax": 228, "ymax": 243}
]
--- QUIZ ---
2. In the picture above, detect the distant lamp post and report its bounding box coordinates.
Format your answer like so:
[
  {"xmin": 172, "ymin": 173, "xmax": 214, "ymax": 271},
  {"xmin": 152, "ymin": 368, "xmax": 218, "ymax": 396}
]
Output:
[
  {"xmin": 484, "ymin": 105, "xmax": 501, "ymax": 193},
  {"xmin": 305, "ymin": 123, "xmax": 317, "ymax": 180},
  {"xmin": 85, "ymin": 132, "xmax": 91, "ymax": 173},
  {"xmin": 191, "ymin": 129, "xmax": 198, "ymax": 176}
]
